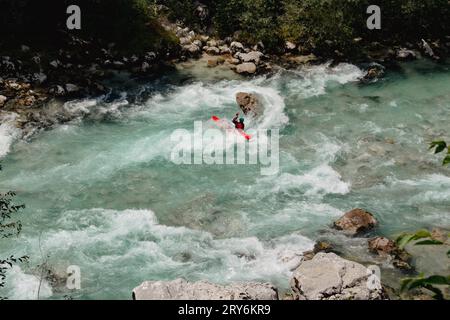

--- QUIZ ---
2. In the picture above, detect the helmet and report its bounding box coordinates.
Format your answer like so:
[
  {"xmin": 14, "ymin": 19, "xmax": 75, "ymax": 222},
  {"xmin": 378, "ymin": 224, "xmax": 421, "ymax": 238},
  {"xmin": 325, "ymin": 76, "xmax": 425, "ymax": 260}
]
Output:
[{"xmin": 239, "ymin": 118, "xmax": 244, "ymax": 123}]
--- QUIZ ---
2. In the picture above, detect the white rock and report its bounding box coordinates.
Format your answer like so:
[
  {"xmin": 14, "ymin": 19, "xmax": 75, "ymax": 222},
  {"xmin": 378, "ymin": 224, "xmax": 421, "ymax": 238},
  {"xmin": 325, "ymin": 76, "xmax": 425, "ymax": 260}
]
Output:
[
  {"xmin": 206, "ymin": 46, "xmax": 220, "ymax": 55},
  {"xmin": 235, "ymin": 51, "xmax": 264, "ymax": 65},
  {"xmin": 230, "ymin": 41, "xmax": 245, "ymax": 53},
  {"xmin": 286, "ymin": 41, "xmax": 296, "ymax": 50},
  {"xmin": 133, "ymin": 279, "xmax": 278, "ymax": 300},
  {"xmin": 290, "ymin": 252, "xmax": 386, "ymax": 300}
]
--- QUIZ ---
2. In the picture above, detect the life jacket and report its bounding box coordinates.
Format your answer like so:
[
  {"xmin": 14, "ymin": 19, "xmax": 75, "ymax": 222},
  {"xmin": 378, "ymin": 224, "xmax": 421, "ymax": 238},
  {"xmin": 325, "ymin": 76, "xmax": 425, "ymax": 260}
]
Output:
[{"xmin": 235, "ymin": 122, "xmax": 245, "ymax": 130}]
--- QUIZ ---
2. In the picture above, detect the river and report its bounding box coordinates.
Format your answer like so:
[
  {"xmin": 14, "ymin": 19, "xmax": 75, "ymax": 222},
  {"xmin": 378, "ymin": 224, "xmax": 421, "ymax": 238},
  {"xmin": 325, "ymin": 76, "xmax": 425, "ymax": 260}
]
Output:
[{"xmin": 0, "ymin": 59, "xmax": 449, "ymax": 299}]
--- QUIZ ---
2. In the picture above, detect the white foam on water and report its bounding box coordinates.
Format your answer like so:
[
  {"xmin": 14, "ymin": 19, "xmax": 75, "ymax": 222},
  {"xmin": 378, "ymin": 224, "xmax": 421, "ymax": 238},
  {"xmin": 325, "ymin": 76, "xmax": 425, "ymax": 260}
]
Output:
[
  {"xmin": 268, "ymin": 164, "xmax": 350, "ymax": 197},
  {"xmin": 3, "ymin": 266, "xmax": 53, "ymax": 300},
  {"xmin": 14, "ymin": 208, "xmax": 315, "ymax": 296},
  {"xmin": 283, "ymin": 62, "xmax": 364, "ymax": 99},
  {"xmin": 0, "ymin": 113, "xmax": 20, "ymax": 158}
]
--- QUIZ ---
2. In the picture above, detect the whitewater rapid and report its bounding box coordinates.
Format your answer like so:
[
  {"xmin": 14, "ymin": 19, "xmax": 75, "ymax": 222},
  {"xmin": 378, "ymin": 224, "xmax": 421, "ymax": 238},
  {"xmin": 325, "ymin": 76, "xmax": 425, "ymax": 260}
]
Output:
[{"xmin": 1, "ymin": 61, "xmax": 449, "ymax": 299}]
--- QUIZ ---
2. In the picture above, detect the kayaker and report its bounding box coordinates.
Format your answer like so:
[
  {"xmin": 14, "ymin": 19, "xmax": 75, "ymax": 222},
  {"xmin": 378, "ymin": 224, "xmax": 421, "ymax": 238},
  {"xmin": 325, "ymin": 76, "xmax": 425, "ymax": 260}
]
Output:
[{"xmin": 232, "ymin": 113, "xmax": 245, "ymax": 130}]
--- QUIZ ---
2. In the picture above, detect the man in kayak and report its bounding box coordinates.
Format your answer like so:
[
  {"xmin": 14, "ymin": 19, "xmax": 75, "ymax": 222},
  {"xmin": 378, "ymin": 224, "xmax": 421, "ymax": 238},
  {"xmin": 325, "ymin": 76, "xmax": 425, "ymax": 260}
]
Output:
[{"xmin": 232, "ymin": 113, "xmax": 245, "ymax": 130}]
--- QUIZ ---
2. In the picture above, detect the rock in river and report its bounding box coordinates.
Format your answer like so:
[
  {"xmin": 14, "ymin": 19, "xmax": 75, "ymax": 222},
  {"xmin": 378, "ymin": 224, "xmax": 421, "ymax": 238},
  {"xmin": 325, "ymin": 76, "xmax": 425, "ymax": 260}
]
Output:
[
  {"xmin": 290, "ymin": 252, "xmax": 386, "ymax": 300},
  {"xmin": 133, "ymin": 279, "xmax": 279, "ymax": 300},
  {"xmin": 334, "ymin": 208, "xmax": 378, "ymax": 236}
]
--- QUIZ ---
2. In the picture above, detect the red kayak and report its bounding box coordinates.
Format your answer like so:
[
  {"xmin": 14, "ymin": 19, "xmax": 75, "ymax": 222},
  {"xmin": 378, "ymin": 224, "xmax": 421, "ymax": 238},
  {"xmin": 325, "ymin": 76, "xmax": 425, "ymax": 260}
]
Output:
[{"xmin": 211, "ymin": 115, "xmax": 252, "ymax": 141}]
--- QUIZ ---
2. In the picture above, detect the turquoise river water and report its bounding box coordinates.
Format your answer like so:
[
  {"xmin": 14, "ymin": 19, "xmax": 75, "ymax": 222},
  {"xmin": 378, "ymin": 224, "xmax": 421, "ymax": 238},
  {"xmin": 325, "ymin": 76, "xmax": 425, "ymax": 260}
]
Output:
[{"xmin": 0, "ymin": 59, "xmax": 449, "ymax": 299}]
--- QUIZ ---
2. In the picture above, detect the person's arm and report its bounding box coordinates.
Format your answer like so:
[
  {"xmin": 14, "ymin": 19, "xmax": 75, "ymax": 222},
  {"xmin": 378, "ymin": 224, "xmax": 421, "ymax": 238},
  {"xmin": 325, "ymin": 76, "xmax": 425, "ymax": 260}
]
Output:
[{"xmin": 232, "ymin": 113, "xmax": 239, "ymax": 124}]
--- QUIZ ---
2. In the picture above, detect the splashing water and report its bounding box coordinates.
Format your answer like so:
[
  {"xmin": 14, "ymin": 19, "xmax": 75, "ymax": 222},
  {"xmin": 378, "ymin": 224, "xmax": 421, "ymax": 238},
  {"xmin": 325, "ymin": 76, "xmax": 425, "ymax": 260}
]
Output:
[{"xmin": 0, "ymin": 60, "xmax": 449, "ymax": 299}]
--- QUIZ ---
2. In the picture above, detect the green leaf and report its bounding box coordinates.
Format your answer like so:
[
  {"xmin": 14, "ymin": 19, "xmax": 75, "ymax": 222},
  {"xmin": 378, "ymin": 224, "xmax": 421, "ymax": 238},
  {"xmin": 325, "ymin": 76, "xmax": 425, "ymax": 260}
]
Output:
[
  {"xmin": 443, "ymin": 155, "xmax": 450, "ymax": 166},
  {"xmin": 414, "ymin": 239, "xmax": 444, "ymax": 246},
  {"xmin": 396, "ymin": 233, "xmax": 416, "ymax": 250},
  {"xmin": 430, "ymin": 141, "xmax": 447, "ymax": 154},
  {"xmin": 396, "ymin": 230, "xmax": 432, "ymax": 249},
  {"xmin": 413, "ymin": 229, "xmax": 432, "ymax": 239}
]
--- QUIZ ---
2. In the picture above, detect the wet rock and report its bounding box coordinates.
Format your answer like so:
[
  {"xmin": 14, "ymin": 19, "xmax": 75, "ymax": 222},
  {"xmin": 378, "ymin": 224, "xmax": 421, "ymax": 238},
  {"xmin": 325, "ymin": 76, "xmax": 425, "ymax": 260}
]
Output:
[
  {"xmin": 333, "ymin": 208, "xmax": 378, "ymax": 236},
  {"xmin": 235, "ymin": 51, "xmax": 264, "ymax": 65},
  {"xmin": 133, "ymin": 279, "xmax": 278, "ymax": 300},
  {"xmin": 236, "ymin": 92, "xmax": 260, "ymax": 115},
  {"xmin": 361, "ymin": 64, "xmax": 385, "ymax": 83},
  {"xmin": 303, "ymin": 241, "xmax": 337, "ymax": 261},
  {"xmin": 396, "ymin": 48, "xmax": 417, "ymax": 61},
  {"xmin": 368, "ymin": 237, "xmax": 397, "ymax": 256},
  {"xmin": 368, "ymin": 237, "xmax": 412, "ymax": 270},
  {"xmin": 290, "ymin": 252, "xmax": 386, "ymax": 300},
  {"xmin": 235, "ymin": 62, "xmax": 257, "ymax": 75}
]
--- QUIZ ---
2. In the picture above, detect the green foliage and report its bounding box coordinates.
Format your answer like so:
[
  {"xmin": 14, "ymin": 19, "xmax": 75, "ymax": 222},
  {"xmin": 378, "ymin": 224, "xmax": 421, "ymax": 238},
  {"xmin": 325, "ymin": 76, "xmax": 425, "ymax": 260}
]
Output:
[
  {"xmin": 0, "ymin": 164, "xmax": 29, "ymax": 298},
  {"xmin": 401, "ymin": 274, "xmax": 450, "ymax": 300},
  {"xmin": 396, "ymin": 229, "xmax": 433, "ymax": 250},
  {"xmin": 0, "ymin": 0, "xmax": 178, "ymax": 55},
  {"xmin": 430, "ymin": 141, "xmax": 450, "ymax": 166},
  {"xmin": 397, "ymin": 229, "xmax": 449, "ymax": 300},
  {"xmin": 164, "ymin": 0, "xmax": 449, "ymax": 54}
]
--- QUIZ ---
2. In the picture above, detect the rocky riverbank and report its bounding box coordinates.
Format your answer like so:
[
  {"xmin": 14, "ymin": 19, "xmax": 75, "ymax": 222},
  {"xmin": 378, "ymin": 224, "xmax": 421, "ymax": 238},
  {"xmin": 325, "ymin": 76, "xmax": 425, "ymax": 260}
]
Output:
[
  {"xmin": 132, "ymin": 208, "xmax": 449, "ymax": 300},
  {"xmin": 1, "ymin": 15, "xmax": 449, "ymax": 141}
]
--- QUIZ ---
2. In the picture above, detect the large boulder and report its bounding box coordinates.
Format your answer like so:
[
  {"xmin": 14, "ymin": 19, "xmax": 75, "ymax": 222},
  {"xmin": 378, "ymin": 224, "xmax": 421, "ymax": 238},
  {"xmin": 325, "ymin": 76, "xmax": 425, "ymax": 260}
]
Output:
[
  {"xmin": 133, "ymin": 279, "xmax": 278, "ymax": 300},
  {"xmin": 235, "ymin": 62, "xmax": 257, "ymax": 75},
  {"xmin": 236, "ymin": 92, "xmax": 260, "ymax": 116},
  {"xmin": 333, "ymin": 208, "xmax": 378, "ymax": 236},
  {"xmin": 290, "ymin": 252, "xmax": 386, "ymax": 300}
]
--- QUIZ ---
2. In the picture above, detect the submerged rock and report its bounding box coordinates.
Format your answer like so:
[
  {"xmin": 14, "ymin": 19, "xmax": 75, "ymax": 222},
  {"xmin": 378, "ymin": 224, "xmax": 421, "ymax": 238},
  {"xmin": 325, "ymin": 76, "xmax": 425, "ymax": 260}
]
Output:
[
  {"xmin": 133, "ymin": 279, "xmax": 279, "ymax": 300},
  {"xmin": 334, "ymin": 208, "xmax": 378, "ymax": 236},
  {"xmin": 290, "ymin": 252, "xmax": 386, "ymax": 300}
]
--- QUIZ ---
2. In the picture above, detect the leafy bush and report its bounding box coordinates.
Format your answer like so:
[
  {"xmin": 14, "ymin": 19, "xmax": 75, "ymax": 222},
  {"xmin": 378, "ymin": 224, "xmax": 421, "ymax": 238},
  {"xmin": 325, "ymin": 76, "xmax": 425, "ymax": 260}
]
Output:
[
  {"xmin": 0, "ymin": 0, "xmax": 178, "ymax": 54},
  {"xmin": 0, "ymin": 164, "xmax": 29, "ymax": 299}
]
